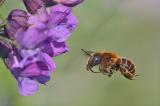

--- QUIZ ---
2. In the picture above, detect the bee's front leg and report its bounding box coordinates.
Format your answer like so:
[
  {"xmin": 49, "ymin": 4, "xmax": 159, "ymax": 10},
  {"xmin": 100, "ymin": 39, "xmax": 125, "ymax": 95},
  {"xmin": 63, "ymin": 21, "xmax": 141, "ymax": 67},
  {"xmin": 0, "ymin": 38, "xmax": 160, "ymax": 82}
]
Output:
[{"xmin": 86, "ymin": 64, "xmax": 100, "ymax": 73}]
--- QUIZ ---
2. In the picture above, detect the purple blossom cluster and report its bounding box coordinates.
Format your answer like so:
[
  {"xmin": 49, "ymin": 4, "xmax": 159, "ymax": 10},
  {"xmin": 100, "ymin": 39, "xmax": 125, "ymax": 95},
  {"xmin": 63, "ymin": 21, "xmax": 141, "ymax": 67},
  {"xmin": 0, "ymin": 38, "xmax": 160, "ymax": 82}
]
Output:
[{"xmin": 0, "ymin": 0, "xmax": 83, "ymax": 96}]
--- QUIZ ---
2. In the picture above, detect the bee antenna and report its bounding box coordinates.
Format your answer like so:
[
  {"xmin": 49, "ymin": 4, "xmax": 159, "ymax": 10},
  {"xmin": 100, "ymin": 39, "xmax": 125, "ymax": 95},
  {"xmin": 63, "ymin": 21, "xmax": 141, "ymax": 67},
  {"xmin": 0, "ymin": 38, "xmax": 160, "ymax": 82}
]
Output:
[{"xmin": 81, "ymin": 49, "xmax": 92, "ymax": 57}]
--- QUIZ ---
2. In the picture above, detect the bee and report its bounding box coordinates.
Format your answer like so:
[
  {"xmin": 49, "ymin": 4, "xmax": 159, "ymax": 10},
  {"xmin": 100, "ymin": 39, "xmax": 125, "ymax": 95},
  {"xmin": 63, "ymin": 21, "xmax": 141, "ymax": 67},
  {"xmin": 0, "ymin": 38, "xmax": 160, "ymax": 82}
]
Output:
[{"xmin": 81, "ymin": 49, "xmax": 138, "ymax": 80}]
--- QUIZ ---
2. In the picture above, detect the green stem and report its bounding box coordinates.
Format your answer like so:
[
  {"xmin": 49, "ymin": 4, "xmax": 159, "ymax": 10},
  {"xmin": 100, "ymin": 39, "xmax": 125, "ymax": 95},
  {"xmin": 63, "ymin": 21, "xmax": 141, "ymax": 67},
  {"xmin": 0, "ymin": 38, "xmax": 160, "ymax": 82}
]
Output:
[
  {"xmin": 0, "ymin": 20, "xmax": 6, "ymax": 30},
  {"xmin": 0, "ymin": 30, "xmax": 5, "ymax": 35}
]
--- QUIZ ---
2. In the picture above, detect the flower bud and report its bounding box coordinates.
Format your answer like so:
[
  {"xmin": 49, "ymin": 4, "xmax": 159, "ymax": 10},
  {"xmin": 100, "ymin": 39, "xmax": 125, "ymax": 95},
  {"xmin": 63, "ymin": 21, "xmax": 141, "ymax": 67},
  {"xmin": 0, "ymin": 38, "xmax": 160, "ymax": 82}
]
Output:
[
  {"xmin": 23, "ymin": 0, "xmax": 45, "ymax": 14},
  {"xmin": 4, "ymin": 9, "xmax": 28, "ymax": 40},
  {"xmin": 59, "ymin": 0, "xmax": 84, "ymax": 7},
  {"xmin": 45, "ymin": 0, "xmax": 58, "ymax": 7},
  {"xmin": 44, "ymin": 0, "xmax": 84, "ymax": 7}
]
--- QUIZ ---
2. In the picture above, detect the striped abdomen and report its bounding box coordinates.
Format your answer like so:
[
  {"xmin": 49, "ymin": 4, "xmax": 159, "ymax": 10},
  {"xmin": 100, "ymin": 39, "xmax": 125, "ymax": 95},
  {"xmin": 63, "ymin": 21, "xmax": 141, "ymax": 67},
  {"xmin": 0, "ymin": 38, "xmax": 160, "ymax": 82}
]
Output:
[{"xmin": 116, "ymin": 58, "xmax": 136, "ymax": 80}]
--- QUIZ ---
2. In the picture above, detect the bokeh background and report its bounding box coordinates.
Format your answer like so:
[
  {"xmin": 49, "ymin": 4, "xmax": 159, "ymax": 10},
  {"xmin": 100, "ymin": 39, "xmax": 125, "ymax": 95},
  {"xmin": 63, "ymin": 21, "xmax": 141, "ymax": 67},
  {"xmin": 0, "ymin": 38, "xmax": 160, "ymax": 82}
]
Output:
[{"xmin": 0, "ymin": 0, "xmax": 160, "ymax": 106}]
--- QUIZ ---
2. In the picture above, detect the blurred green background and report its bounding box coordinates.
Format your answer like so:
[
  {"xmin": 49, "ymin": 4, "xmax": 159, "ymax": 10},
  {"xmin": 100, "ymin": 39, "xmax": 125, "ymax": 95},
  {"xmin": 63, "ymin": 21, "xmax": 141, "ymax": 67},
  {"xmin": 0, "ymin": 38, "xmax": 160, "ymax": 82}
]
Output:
[{"xmin": 0, "ymin": 0, "xmax": 160, "ymax": 106}]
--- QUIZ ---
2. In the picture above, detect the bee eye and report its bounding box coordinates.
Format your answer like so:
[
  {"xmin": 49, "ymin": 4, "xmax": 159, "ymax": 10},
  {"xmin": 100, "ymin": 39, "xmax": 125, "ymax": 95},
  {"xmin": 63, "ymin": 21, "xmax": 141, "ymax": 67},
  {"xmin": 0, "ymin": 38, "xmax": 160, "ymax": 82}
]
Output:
[{"xmin": 92, "ymin": 56, "xmax": 101, "ymax": 66}]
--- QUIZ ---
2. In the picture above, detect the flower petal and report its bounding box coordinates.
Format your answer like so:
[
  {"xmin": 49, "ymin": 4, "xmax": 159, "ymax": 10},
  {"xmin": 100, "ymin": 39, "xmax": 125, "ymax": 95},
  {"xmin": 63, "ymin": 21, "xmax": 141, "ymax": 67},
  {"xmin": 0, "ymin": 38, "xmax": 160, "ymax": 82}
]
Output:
[
  {"xmin": 60, "ymin": 0, "xmax": 84, "ymax": 7},
  {"xmin": 42, "ymin": 41, "xmax": 68, "ymax": 57},
  {"xmin": 48, "ymin": 25, "xmax": 71, "ymax": 42},
  {"xmin": 66, "ymin": 12, "xmax": 78, "ymax": 31},
  {"xmin": 52, "ymin": 41, "xmax": 69, "ymax": 56},
  {"xmin": 5, "ymin": 46, "xmax": 22, "ymax": 71},
  {"xmin": 35, "ymin": 75, "xmax": 50, "ymax": 84},
  {"xmin": 17, "ymin": 28, "xmax": 47, "ymax": 49},
  {"xmin": 20, "ymin": 61, "xmax": 54, "ymax": 84},
  {"xmin": 50, "ymin": 4, "xmax": 71, "ymax": 25},
  {"xmin": 21, "ymin": 62, "xmax": 47, "ymax": 77},
  {"xmin": 38, "ymin": 52, "xmax": 56, "ymax": 70},
  {"xmin": 28, "ymin": 7, "xmax": 49, "ymax": 29},
  {"xmin": 20, "ymin": 52, "xmax": 56, "ymax": 80},
  {"xmin": 18, "ymin": 77, "xmax": 38, "ymax": 96}
]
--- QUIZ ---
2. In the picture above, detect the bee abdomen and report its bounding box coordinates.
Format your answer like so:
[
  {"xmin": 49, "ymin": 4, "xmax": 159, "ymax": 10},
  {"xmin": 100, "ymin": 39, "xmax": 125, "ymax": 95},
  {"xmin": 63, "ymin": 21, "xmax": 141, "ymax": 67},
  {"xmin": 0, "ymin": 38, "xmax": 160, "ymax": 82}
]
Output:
[{"xmin": 118, "ymin": 58, "xmax": 136, "ymax": 75}]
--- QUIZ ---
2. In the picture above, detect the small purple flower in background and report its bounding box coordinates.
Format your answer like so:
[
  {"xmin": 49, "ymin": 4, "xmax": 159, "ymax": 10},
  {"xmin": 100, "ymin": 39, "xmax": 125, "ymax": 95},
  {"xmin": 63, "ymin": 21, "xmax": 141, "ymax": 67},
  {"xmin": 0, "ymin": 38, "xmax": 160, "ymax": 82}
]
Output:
[{"xmin": 0, "ymin": 0, "xmax": 83, "ymax": 96}]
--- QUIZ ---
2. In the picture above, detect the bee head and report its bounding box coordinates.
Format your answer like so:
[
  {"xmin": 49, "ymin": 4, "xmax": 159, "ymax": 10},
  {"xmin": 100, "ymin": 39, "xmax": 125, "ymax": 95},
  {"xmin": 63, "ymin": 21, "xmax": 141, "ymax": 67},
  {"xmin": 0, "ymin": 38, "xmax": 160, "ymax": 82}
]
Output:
[
  {"xmin": 81, "ymin": 49, "xmax": 101, "ymax": 67},
  {"xmin": 91, "ymin": 53, "xmax": 102, "ymax": 66}
]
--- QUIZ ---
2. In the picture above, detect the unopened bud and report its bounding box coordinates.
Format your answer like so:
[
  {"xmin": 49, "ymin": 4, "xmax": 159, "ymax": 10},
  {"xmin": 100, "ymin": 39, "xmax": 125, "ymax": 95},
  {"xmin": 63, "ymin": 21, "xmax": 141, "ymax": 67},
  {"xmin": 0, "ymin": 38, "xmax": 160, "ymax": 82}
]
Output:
[
  {"xmin": 23, "ymin": 0, "xmax": 45, "ymax": 14},
  {"xmin": 45, "ymin": 0, "xmax": 58, "ymax": 7},
  {"xmin": 45, "ymin": 0, "xmax": 84, "ymax": 7},
  {"xmin": 4, "ymin": 9, "xmax": 28, "ymax": 40},
  {"xmin": 59, "ymin": 0, "xmax": 84, "ymax": 7}
]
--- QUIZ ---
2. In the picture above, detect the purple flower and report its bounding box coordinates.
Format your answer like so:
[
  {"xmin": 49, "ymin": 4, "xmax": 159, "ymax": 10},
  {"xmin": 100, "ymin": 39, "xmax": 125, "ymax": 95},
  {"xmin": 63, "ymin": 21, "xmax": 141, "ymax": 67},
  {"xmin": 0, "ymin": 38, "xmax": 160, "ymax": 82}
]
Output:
[
  {"xmin": 0, "ymin": 0, "xmax": 83, "ymax": 96},
  {"xmin": 16, "ymin": 4, "xmax": 78, "ymax": 52},
  {"xmin": 5, "ymin": 2, "xmax": 79, "ymax": 51},
  {"xmin": 4, "ymin": 46, "xmax": 56, "ymax": 96}
]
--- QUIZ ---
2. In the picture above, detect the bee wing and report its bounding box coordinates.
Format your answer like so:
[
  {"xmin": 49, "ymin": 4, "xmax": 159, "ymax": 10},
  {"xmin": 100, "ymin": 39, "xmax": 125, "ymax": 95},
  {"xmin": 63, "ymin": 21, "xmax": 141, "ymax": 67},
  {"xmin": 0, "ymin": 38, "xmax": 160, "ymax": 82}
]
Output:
[{"xmin": 0, "ymin": 0, "xmax": 6, "ymax": 7}]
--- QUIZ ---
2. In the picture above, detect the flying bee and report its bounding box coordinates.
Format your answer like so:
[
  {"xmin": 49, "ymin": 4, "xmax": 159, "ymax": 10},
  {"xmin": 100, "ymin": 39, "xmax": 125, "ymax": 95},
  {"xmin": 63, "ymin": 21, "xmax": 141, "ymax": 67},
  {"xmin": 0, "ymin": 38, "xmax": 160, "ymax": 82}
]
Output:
[{"xmin": 81, "ymin": 49, "xmax": 138, "ymax": 80}]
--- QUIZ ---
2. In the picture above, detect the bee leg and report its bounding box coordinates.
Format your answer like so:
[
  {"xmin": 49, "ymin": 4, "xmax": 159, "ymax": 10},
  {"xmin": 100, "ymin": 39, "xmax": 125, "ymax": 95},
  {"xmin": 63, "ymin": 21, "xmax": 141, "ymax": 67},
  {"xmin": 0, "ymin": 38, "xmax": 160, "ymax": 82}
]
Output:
[
  {"xmin": 110, "ymin": 68, "xmax": 115, "ymax": 74},
  {"xmin": 106, "ymin": 72, "xmax": 112, "ymax": 77},
  {"xmin": 86, "ymin": 64, "xmax": 90, "ymax": 71},
  {"xmin": 99, "ymin": 65, "xmax": 112, "ymax": 77},
  {"xmin": 119, "ymin": 66, "xmax": 135, "ymax": 80},
  {"xmin": 111, "ymin": 64, "xmax": 120, "ymax": 72},
  {"xmin": 86, "ymin": 63, "xmax": 100, "ymax": 73},
  {"xmin": 90, "ymin": 69, "xmax": 101, "ymax": 73},
  {"xmin": 87, "ymin": 65, "xmax": 100, "ymax": 73},
  {"xmin": 107, "ymin": 68, "xmax": 113, "ymax": 77},
  {"xmin": 102, "ymin": 68, "xmax": 113, "ymax": 77}
]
